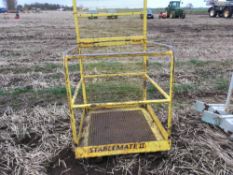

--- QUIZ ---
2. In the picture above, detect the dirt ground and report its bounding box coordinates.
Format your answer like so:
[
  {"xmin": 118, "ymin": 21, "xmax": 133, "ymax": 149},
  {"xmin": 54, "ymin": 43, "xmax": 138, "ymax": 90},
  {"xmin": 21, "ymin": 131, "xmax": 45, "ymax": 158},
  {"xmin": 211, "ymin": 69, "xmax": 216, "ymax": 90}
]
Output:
[{"xmin": 0, "ymin": 11, "xmax": 233, "ymax": 175}]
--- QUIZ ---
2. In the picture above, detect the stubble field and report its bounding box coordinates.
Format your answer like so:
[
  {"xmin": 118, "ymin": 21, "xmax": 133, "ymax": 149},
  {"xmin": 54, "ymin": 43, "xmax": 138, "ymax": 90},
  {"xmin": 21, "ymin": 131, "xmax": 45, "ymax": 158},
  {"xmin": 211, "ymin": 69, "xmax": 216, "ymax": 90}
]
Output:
[{"xmin": 0, "ymin": 11, "xmax": 233, "ymax": 175}]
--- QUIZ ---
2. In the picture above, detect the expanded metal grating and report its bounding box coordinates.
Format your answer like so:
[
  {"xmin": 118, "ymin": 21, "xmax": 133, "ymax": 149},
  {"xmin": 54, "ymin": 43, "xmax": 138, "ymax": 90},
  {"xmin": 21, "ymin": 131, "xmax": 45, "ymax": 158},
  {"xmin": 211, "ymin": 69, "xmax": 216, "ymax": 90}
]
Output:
[{"xmin": 88, "ymin": 110, "xmax": 156, "ymax": 146}]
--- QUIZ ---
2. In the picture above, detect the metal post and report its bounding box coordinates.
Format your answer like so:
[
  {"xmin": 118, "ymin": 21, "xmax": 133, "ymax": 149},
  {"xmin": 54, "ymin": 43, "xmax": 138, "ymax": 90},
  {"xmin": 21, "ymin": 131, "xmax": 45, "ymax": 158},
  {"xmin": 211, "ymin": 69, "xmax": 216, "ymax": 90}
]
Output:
[
  {"xmin": 143, "ymin": 0, "xmax": 148, "ymax": 101},
  {"xmin": 167, "ymin": 51, "xmax": 175, "ymax": 137},
  {"xmin": 72, "ymin": 0, "xmax": 88, "ymax": 104},
  {"xmin": 79, "ymin": 56, "xmax": 88, "ymax": 104},
  {"xmin": 64, "ymin": 56, "xmax": 78, "ymax": 144},
  {"xmin": 143, "ymin": 0, "xmax": 148, "ymax": 37},
  {"xmin": 72, "ymin": 0, "xmax": 81, "ymax": 44}
]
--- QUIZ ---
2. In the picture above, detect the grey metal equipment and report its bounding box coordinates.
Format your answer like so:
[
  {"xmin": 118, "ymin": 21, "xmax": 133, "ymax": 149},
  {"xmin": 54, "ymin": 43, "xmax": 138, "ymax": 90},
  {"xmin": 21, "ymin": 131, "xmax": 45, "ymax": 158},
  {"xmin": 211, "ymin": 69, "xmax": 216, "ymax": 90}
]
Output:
[{"xmin": 194, "ymin": 74, "xmax": 233, "ymax": 133}]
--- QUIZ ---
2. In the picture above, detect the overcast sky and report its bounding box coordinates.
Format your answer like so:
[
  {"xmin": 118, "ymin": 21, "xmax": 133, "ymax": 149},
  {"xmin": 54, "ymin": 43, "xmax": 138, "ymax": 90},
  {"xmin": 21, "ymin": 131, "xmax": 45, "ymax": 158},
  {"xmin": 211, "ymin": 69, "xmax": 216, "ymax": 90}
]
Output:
[{"xmin": 0, "ymin": 0, "xmax": 207, "ymax": 8}]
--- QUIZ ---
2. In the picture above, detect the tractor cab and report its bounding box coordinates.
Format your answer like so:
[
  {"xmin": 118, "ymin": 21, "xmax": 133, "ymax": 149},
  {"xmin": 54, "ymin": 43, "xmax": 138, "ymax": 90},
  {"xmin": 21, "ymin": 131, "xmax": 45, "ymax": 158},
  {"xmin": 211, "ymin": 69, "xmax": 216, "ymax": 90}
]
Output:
[
  {"xmin": 166, "ymin": 1, "xmax": 185, "ymax": 18},
  {"xmin": 168, "ymin": 1, "xmax": 181, "ymax": 10}
]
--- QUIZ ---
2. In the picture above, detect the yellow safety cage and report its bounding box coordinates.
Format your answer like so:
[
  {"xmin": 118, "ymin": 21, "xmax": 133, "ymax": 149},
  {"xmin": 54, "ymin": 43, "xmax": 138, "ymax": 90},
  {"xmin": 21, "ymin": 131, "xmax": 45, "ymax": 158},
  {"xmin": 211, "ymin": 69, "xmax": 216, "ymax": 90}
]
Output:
[{"xmin": 64, "ymin": 0, "xmax": 175, "ymax": 159}]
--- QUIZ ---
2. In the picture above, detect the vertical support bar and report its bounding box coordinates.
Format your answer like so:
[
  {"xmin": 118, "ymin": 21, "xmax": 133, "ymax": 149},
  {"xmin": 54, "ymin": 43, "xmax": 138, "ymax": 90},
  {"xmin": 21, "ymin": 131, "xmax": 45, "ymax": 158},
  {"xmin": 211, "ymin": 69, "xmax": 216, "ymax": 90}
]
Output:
[
  {"xmin": 72, "ymin": 0, "xmax": 81, "ymax": 44},
  {"xmin": 64, "ymin": 56, "xmax": 78, "ymax": 144},
  {"xmin": 143, "ymin": 0, "xmax": 148, "ymax": 101},
  {"xmin": 79, "ymin": 56, "xmax": 88, "ymax": 104},
  {"xmin": 73, "ymin": 0, "xmax": 88, "ymax": 104},
  {"xmin": 167, "ymin": 51, "xmax": 175, "ymax": 137},
  {"xmin": 77, "ymin": 109, "xmax": 86, "ymax": 144},
  {"xmin": 143, "ymin": 0, "xmax": 148, "ymax": 38},
  {"xmin": 143, "ymin": 53, "xmax": 148, "ymax": 101}
]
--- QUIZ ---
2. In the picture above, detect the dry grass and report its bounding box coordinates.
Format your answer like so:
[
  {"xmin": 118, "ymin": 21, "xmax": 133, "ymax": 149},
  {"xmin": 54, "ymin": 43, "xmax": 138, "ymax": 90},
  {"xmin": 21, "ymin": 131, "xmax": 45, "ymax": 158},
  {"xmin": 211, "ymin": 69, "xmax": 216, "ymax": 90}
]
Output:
[
  {"xmin": 43, "ymin": 106, "xmax": 233, "ymax": 175},
  {"xmin": 1, "ymin": 105, "xmax": 233, "ymax": 175},
  {"xmin": 1, "ymin": 12, "xmax": 233, "ymax": 175},
  {"xmin": 0, "ymin": 105, "xmax": 71, "ymax": 175}
]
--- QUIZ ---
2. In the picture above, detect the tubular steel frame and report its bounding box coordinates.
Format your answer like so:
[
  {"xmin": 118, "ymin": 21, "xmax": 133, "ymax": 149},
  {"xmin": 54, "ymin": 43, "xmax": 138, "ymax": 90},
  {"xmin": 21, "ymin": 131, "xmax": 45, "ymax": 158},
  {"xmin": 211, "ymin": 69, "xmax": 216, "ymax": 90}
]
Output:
[{"xmin": 64, "ymin": 0, "xmax": 175, "ymax": 159}]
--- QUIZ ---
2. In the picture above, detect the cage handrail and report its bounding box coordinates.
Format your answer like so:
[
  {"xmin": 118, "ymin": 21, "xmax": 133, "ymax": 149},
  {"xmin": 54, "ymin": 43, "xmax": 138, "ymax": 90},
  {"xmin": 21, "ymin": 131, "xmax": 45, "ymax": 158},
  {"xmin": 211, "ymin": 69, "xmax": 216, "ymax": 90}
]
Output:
[
  {"xmin": 73, "ymin": 99, "xmax": 170, "ymax": 109},
  {"xmin": 71, "ymin": 74, "xmax": 171, "ymax": 107},
  {"xmin": 78, "ymin": 36, "xmax": 146, "ymax": 44},
  {"xmin": 72, "ymin": 78, "xmax": 82, "ymax": 104},
  {"xmin": 65, "ymin": 51, "xmax": 173, "ymax": 60},
  {"xmin": 72, "ymin": 0, "xmax": 148, "ymax": 44},
  {"xmin": 63, "ymin": 41, "xmax": 174, "ymax": 60},
  {"xmin": 145, "ymin": 75, "xmax": 170, "ymax": 100}
]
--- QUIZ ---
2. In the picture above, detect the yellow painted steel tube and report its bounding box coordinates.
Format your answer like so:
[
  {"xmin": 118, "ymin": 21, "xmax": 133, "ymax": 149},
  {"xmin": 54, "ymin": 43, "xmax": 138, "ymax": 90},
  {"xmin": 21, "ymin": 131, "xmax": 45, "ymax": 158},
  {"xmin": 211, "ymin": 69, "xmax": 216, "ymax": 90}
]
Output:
[
  {"xmin": 64, "ymin": 56, "xmax": 78, "ymax": 144},
  {"xmin": 78, "ymin": 12, "xmax": 144, "ymax": 17},
  {"xmin": 72, "ymin": 79, "xmax": 82, "ymax": 104},
  {"xmin": 147, "ymin": 105, "xmax": 169, "ymax": 139},
  {"xmin": 77, "ymin": 109, "xmax": 86, "ymax": 145},
  {"xmin": 75, "ymin": 140, "xmax": 171, "ymax": 159},
  {"xmin": 142, "ymin": 0, "xmax": 148, "ymax": 100},
  {"xmin": 145, "ymin": 74, "xmax": 170, "ymax": 100},
  {"xmin": 66, "ymin": 51, "xmax": 172, "ymax": 60},
  {"xmin": 73, "ymin": 0, "xmax": 87, "ymax": 103},
  {"xmin": 79, "ymin": 36, "xmax": 146, "ymax": 43},
  {"xmin": 143, "ymin": 62, "xmax": 148, "ymax": 101},
  {"xmin": 79, "ymin": 58, "xmax": 88, "ymax": 104},
  {"xmin": 167, "ymin": 51, "xmax": 175, "ymax": 137},
  {"xmin": 73, "ymin": 99, "xmax": 170, "ymax": 109},
  {"xmin": 143, "ymin": 0, "xmax": 148, "ymax": 37},
  {"xmin": 143, "ymin": 47, "xmax": 148, "ymax": 101},
  {"xmin": 79, "ymin": 40, "xmax": 144, "ymax": 47},
  {"xmin": 142, "ymin": 0, "xmax": 148, "ymax": 101},
  {"xmin": 72, "ymin": 0, "xmax": 80, "ymax": 44}
]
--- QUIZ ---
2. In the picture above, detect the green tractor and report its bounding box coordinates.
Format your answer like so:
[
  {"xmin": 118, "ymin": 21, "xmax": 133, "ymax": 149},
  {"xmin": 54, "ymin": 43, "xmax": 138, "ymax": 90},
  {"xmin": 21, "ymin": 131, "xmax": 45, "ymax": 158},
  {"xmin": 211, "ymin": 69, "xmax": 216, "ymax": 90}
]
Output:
[{"xmin": 160, "ymin": 1, "xmax": 185, "ymax": 19}]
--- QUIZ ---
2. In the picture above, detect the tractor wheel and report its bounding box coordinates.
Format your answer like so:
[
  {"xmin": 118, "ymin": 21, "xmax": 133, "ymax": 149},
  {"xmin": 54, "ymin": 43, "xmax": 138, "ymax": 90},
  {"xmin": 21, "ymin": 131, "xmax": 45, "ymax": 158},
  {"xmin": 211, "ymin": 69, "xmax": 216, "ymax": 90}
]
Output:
[
  {"xmin": 209, "ymin": 8, "xmax": 217, "ymax": 17},
  {"xmin": 223, "ymin": 8, "xmax": 232, "ymax": 18}
]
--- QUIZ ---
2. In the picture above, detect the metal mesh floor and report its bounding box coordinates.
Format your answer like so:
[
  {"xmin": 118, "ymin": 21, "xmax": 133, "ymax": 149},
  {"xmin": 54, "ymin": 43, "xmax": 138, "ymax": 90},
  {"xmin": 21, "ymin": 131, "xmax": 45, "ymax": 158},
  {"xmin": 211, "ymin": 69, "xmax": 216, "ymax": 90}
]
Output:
[{"xmin": 88, "ymin": 109, "xmax": 156, "ymax": 146}]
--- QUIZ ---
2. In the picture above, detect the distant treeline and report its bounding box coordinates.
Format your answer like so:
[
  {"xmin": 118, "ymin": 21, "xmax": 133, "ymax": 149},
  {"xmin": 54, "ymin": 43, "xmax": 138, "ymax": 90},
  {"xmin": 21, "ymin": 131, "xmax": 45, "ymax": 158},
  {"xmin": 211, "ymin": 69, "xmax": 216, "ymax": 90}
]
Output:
[
  {"xmin": 16, "ymin": 3, "xmax": 209, "ymax": 15},
  {"xmin": 17, "ymin": 3, "xmax": 72, "ymax": 11}
]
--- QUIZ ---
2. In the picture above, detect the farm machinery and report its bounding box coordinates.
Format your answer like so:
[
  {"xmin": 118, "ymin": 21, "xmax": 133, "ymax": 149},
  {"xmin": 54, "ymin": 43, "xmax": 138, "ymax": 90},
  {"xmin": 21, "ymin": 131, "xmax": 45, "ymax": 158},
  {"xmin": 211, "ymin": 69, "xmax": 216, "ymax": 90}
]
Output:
[
  {"xmin": 64, "ymin": 0, "xmax": 175, "ymax": 159},
  {"xmin": 140, "ymin": 9, "xmax": 154, "ymax": 19},
  {"xmin": 159, "ymin": 1, "xmax": 185, "ymax": 19},
  {"xmin": 208, "ymin": 0, "xmax": 233, "ymax": 18}
]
